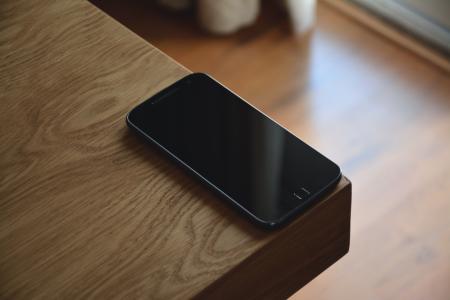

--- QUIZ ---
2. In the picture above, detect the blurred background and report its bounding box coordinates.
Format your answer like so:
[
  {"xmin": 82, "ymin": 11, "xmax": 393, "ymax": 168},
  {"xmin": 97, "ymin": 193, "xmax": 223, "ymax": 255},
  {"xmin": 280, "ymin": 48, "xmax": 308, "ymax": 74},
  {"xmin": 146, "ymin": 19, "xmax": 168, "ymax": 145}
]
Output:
[{"xmin": 91, "ymin": 0, "xmax": 449, "ymax": 299}]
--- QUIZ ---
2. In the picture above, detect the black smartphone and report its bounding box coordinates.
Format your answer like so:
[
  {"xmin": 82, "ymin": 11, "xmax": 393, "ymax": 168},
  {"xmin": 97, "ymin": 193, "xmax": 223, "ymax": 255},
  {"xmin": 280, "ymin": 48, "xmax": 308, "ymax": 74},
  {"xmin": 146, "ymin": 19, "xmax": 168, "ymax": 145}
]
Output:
[{"xmin": 126, "ymin": 73, "xmax": 341, "ymax": 229}]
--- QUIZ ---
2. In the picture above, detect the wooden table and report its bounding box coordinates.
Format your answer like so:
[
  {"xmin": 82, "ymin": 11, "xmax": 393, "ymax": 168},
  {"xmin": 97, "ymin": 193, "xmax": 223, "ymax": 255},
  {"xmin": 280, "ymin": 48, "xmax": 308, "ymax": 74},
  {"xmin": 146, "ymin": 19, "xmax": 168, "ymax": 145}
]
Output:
[{"xmin": 0, "ymin": 0, "xmax": 351, "ymax": 299}]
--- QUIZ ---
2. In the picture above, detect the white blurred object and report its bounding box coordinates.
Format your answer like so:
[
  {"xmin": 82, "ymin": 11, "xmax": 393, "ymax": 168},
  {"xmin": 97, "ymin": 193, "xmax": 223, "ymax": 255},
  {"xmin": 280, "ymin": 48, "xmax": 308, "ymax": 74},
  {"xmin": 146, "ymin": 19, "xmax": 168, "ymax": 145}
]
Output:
[
  {"xmin": 157, "ymin": 0, "xmax": 316, "ymax": 35},
  {"xmin": 198, "ymin": 0, "xmax": 260, "ymax": 34},
  {"xmin": 285, "ymin": 0, "xmax": 317, "ymax": 34}
]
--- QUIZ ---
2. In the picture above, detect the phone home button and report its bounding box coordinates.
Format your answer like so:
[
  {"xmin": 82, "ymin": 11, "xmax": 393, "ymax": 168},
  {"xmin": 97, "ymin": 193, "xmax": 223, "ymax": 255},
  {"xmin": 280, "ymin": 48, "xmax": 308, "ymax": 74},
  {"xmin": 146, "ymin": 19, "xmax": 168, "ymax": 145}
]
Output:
[{"xmin": 293, "ymin": 187, "xmax": 311, "ymax": 201}]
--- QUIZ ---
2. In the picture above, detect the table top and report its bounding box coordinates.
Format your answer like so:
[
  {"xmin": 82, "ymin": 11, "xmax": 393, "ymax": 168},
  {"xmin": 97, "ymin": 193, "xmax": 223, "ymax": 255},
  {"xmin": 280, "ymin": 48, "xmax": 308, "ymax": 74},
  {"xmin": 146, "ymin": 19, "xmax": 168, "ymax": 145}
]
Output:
[{"xmin": 0, "ymin": 1, "xmax": 351, "ymax": 299}]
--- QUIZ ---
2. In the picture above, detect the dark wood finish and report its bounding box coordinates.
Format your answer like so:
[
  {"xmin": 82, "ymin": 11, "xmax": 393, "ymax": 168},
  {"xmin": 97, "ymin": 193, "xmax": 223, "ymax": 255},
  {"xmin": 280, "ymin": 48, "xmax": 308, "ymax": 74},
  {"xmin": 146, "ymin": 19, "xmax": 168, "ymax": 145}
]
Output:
[
  {"xmin": 0, "ymin": 0, "xmax": 351, "ymax": 299},
  {"xmin": 196, "ymin": 179, "xmax": 351, "ymax": 300},
  {"xmin": 90, "ymin": 1, "xmax": 450, "ymax": 299}
]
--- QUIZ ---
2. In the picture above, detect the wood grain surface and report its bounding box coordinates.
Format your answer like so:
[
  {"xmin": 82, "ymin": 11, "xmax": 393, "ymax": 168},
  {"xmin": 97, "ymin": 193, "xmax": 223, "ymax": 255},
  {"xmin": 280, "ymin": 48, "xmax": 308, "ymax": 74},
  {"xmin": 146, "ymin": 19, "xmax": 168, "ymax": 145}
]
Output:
[
  {"xmin": 0, "ymin": 0, "xmax": 351, "ymax": 299},
  {"xmin": 324, "ymin": 0, "xmax": 450, "ymax": 72},
  {"xmin": 195, "ymin": 179, "xmax": 351, "ymax": 300},
  {"xmin": 90, "ymin": 0, "xmax": 450, "ymax": 299}
]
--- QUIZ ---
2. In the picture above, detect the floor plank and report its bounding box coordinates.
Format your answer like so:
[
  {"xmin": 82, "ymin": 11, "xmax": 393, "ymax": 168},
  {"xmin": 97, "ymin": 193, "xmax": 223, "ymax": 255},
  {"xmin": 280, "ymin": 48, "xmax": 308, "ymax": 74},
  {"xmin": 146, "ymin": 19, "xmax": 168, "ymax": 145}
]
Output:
[{"xmin": 91, "ymin": 1, "xmax": 450, "ymax": 299}]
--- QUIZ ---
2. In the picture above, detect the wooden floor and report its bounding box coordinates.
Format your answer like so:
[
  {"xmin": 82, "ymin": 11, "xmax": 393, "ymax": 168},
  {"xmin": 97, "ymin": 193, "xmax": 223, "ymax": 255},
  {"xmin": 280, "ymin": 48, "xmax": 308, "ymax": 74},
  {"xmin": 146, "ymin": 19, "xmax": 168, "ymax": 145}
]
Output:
[{"xmin": 92, "ymin": 1, "xmax": 450, "ymax": 299}]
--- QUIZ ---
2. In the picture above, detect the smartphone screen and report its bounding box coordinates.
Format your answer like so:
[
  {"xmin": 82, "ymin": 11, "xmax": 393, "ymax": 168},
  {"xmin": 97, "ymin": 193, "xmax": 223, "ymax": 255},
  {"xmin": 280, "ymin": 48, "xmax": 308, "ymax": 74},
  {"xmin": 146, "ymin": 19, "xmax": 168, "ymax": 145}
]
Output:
[{"xmin": 127, "ymin": 73, "xmax": 341, "ymax": 227}]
